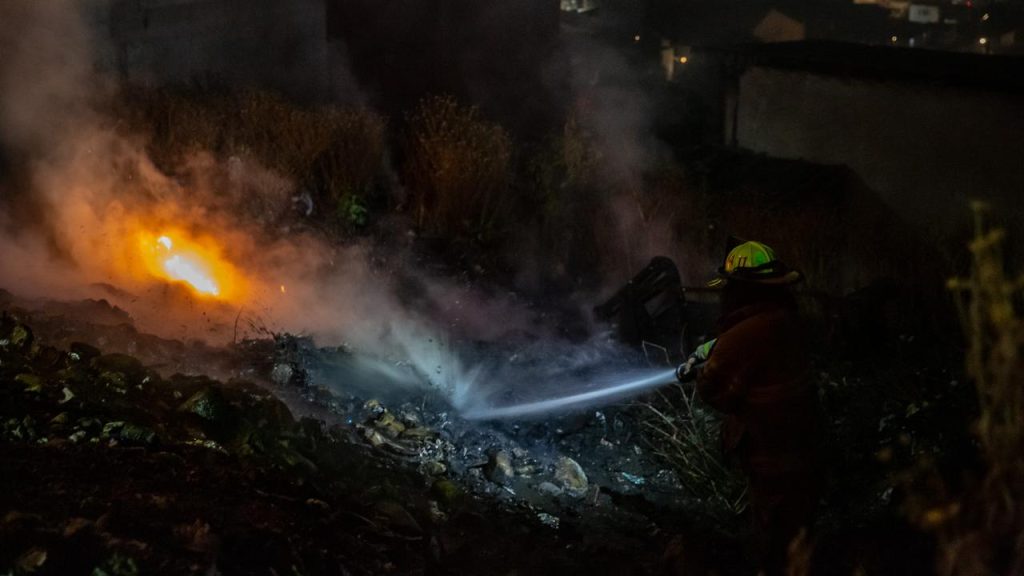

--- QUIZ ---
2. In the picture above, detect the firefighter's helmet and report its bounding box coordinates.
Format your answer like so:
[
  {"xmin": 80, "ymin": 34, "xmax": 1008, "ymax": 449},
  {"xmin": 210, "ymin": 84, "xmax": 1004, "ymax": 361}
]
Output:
[{"xmin": 707, "ymin": 241, "xmax": 802, "ymax": 287}]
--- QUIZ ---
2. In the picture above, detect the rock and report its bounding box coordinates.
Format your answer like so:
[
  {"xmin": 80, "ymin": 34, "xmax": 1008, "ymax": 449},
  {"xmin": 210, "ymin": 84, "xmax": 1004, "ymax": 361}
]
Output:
[
  {"xmin": 15, "ymin": 546, "xmax": 47, "ymax": 573},
  {"xmin": 484, "ymin": 450, "xmax": 514, "ymax": 485},
  {"xmin": 363, "ymin": 399, "xmax": 385, "ymax": 414},
  {"xmin": 428, "ymin": 500, "xmax": 448, "ymax": 524},
  {"xmin": 8, "ymin": 324, "xmax": 34, "ymax": 351},
  {"xmin": 362, "ymin": 427, "xmax": 386, "ymax": 447},
  {"xmin": 305, "ymin": 498, "xmax": 330, "ymax": 511},
  {"xmin": 69, "ymin": 342, "xmax": 100, "ymax": 363},
  {"xmin": 178, "ymin": 387, "xmax": 230, "ymax": 422},
  {"xmin": 119, "ymin": 423, "xmax": 158, "ymax": 446},
  {"xmin": 400, "ymin": 427, "xmax": 437, "ymax": 440},
  {"xmin": 373, "ymin": 411, "xmax": 406, "ymax": 438},
  {"xmin": 269, "ymin": 363, "xmax": 294, "ymax": 386},
  {"xmin": 536, "ymin": 512, "xmax": 560, "ymax": 529},
  {"xmin": 90, "ymin": 353, "xmax": 144, "ymax": 382},
  {"xmin": 373, "ymin": 500, "xmax": 422, "ymax": 534},
  {"xmin": 102, "ymin": 421, "xmax": 126, "ymax": 438},
  {"xmin": 99, "ymin": 371, "xmax": 129, "ymax": 394},
  {"xmin": 430, "ymin": 479, "xmax": 462, "ymax": 506},
  {"xmin": 423, "ymin": 461, "xmax": 447, "ymax": 476},
  {"xmin": 515, "ymin": 464, "xmax": 537, "ymax": 477},
  {"xmin": 15, "ymin": 373, "xmax": 43, "ymax": 393},
  {"xmin": 537, "ymin": 481, "xmax": 564, "ymax": 497},
  {"xmin": 554, "ymin": 456, "xmax": 588, "ymax": 495}
]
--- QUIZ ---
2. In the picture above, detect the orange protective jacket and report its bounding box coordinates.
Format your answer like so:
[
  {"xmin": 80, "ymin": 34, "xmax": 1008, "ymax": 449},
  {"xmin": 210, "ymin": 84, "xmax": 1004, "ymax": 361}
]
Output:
[{"xmin": 696, "ymin": 300, "xmax": 819, "ymax": 474}]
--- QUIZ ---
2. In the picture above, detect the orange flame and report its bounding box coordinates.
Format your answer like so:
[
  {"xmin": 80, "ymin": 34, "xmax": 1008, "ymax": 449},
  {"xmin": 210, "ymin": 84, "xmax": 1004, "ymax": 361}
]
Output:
[{"xmin": 139, "ymin": 230, "xmax": 241, "ymax": 299}]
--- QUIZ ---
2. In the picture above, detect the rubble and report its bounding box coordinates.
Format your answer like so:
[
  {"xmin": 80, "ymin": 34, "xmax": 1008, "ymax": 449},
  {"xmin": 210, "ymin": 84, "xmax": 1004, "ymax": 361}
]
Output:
[
  {"xmin": 555, "ymin": 456, "xmax": 589, "ymax": 496},
  {"xmin": 484, "ymin": 449, "xmax": 514, "ymax": 485}
]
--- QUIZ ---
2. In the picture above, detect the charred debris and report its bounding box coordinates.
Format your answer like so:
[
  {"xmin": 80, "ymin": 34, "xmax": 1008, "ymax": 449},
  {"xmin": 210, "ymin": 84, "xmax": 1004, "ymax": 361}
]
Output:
[{"xmin": 0, "ymin": 271, "xmax": 972, "ymax": 575}]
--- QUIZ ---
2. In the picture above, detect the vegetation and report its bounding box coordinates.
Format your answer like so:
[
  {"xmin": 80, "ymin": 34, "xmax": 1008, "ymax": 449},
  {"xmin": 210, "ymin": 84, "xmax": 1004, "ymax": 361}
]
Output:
[
  {"xmin": 401, "ymin": 95, "xmax": 513, "ymax": 241},
  {"xmin": 639, "ymin": 384, "xmax": 747, "ymax": 524},
  {"xmin": 908, "ymin": 202, "xmax": 1024, "ymax": 575},
  {"xmin": 117, "ymin": 88, "xmax": 387, "ymax": 231}
]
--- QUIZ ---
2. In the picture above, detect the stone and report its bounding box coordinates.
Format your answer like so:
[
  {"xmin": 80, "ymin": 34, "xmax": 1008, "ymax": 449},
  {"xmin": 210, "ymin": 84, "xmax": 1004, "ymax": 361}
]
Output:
[
  {"xmin": 119, "ymin": 423, "xmax": 158, "ymax": 446},
  {"xmin": 91, "ymin": 354, "xmax": 144, "ymax": 382},
  {"xmin": 422, "ymin": 461, "xmax": 447, "ymax": 476},
  {"xmin": 8, "ymin": 324, "xmax": 33, "ymax": 351},
  {"xmin": 373, "ymin": 411, "xmax": 406, "ymax": 438},
  {"xmin": 99, "ymin": 372, "xmax": 128, "ymax": 394},
  {"xmin": 430, "ymin": 479, "xmax": 462, "ymax": 506},
  {"xmin": 484, "ymin": 450, "xmax": 514, "ymax": 485},
  {"xmin": 102, "ymin": 421, "xmax": 126, "ymax": 438},
  {"xmin": 269, "ymin": 363, "xmax": 294, "ymax": 386},
  {"xmin": 536, "ymin": 512, "xmax": 560, "ymax": 529},
  {"xmin": 362, "ymin": 427, "xmax": 386, "ymax": 447},
  {"xmin": 554, "ymin": 456, "xmax": 588, "ymax": 495},
  {"xmin": 537, "ymin": 481, "xmax": 564, "ymax": 497},
  {"xmin": 400, "ymin": 427, "xmax": 437, "ymax": 440},
  {"xmin": 15, "ymin": 547, "xmax": 47, "ymax": 573},
  {"xmin": 178, "ymin": 387, "xmax": 229, "ymax": 422},
  {"xmin": 68, "ymin": 342, "xmax": 100, "ymax": 363},
  {"xmin": 15, "ymin": 374, "xmax": 43, "ymax": 393},
  {"xmin": 373, "ymin": 500, "xmax": 421, "ymax": 534}
]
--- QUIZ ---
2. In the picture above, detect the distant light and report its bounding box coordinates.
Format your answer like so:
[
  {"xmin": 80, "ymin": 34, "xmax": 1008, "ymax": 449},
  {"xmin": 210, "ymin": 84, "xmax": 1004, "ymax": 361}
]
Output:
[
  {"xmin": 979, "ymin": 36, "xmax": 989, "ymax": 45},
  {"xmin": 633, "ymin": 34, "xmax": 641, "ymax": 42},
  {"xmin": 678, "ymin": 56, "xmax": 688, "ymax": 64},
  {"xmin": 981, "ymin": 12, "xmax": 990, "ymax": 21},
  {"xmin": 891, "ymin": 35, "xmax": 899, "ymax": 43}
]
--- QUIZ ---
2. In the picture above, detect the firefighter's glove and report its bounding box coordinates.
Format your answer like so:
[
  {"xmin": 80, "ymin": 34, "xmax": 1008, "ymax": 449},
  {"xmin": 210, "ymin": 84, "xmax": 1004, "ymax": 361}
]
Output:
[
  {"xmin": 676, "ymin": 357, "xmax": 699, "ymax": 383},
  {"xmin": 693, "ymin": 338, "xmax": 717, "ymax": 362}
]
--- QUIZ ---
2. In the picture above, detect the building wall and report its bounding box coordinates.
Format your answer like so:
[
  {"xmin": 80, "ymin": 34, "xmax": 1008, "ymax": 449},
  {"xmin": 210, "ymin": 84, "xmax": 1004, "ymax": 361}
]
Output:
[
  {"xmin": 108, "ymin": 0, "xmax": 329, "ymax": 101},
  {"xmin": 735, "ymin": 66, "xmax": 1024, "ymax": 238}
]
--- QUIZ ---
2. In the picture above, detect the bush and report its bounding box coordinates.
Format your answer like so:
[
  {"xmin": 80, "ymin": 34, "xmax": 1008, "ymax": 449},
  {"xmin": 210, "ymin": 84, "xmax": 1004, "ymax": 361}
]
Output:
[
  {"xmin": 313, "ymin": 107, "xmax": 387, "ymax": 228},
  {"xmin": 402, "ymin": 95, "xmax": 512, "ymax": 241}
]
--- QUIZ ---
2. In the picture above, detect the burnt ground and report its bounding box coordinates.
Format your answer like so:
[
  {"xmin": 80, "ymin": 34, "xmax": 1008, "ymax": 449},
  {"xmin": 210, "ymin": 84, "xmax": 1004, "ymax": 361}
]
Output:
[{"xmin": 0, "ymin": 292, "xmax": 975, "ymax": 575}]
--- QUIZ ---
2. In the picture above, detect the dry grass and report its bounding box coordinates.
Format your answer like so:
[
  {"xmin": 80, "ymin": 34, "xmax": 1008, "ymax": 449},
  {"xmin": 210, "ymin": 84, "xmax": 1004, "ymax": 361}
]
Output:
[
  {"xmin": 904, "ymin": 202, "xmax": 1024, "ymax": 575},
  {"xmin": 402, "ymin": 95, "xmax": 512, "ymax": 241},
  {"xmin": 640, "ymin": 383, "xmax": 747, "ymax": 520},
  {"xmin": 117, "ymin": 87, "xmax": 387, "ymax": 227}
]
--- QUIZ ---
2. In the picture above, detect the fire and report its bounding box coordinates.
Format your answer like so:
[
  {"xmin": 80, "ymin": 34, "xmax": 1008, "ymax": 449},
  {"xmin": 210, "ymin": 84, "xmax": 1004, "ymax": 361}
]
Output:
[{"xmin": 139, "ymin": 230, "xmax": 240, "ymax": 299}]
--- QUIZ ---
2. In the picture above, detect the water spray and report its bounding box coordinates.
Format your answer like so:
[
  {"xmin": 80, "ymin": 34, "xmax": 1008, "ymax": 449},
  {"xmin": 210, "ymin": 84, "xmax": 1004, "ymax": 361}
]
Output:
[{"xmin": 462, "ymin": 368, "xmax": 678, "ymax": 420}]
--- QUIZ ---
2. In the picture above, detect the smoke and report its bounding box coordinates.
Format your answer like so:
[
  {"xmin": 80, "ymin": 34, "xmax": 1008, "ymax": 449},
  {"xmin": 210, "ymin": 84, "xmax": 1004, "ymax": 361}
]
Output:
[
  {"xmin": 553, "ymin": 20, "xmax": 688, "ymax": 285},
  {"xmin": 0, "ymin": 2, "xmax": 671, "ymax": 417}
]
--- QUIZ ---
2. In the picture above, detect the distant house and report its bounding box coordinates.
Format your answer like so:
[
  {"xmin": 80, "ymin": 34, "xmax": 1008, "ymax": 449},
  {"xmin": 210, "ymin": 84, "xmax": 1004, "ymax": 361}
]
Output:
[
  {"xmin": 752, "ymin": 9, "xmax": 806, "ymax": 43},
  {"xmin": 693, "ymin": 41, "xmax": 1024, "ymax": 239}
]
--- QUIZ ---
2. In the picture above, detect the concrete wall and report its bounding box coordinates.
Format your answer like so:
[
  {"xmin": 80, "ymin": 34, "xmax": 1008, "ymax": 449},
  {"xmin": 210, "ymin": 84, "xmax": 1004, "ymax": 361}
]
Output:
[
  {"xmin": 108, "ymin": 0, "xmax": 329, "ymax": 101},
  {"xmin": 734, "ymin": 66, "xmax": 1024, "ymax": 239}
]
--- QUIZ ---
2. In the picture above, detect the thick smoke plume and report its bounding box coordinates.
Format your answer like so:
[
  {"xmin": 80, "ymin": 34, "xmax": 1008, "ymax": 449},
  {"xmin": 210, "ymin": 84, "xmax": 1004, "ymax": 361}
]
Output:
[{"xmin": 0, "ymin": 2, "xmax": 657, "ymax": 415}]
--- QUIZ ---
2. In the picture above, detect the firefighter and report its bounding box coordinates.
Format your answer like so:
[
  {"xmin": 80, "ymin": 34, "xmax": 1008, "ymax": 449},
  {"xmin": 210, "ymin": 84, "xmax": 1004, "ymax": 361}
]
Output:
[{"xmin": 677, "ymin": 241, "xmax": 821, "ymax": 576}]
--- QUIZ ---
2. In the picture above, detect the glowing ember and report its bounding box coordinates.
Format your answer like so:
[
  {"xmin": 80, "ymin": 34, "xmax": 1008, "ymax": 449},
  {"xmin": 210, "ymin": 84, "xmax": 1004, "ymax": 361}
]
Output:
[{"xmin": 139, "ymin": 231, "xmax": 238, "ymax": 298}]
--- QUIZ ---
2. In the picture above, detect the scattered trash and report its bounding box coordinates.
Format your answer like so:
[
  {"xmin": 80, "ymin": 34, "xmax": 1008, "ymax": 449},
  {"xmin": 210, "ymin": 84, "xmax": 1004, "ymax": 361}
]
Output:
[
  {"xmin": 536, "ymin": 512, "xmax": 559, "ymax": 529},
  {"xmin": 620, "ymin": 472, "xmax": 646, "ymax": 486}
]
